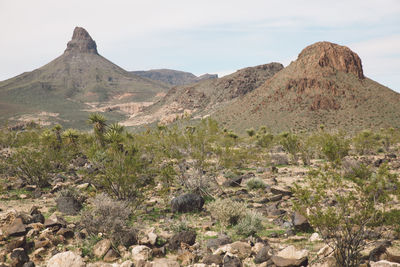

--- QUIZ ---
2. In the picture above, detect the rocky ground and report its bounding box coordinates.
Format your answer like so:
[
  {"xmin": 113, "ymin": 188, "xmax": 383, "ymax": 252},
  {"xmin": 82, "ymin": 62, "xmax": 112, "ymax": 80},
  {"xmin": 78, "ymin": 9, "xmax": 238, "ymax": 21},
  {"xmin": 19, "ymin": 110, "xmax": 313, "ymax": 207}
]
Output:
[{"xmin": 1, "ymin": 150, "xmax": 400, "ymax": 267}]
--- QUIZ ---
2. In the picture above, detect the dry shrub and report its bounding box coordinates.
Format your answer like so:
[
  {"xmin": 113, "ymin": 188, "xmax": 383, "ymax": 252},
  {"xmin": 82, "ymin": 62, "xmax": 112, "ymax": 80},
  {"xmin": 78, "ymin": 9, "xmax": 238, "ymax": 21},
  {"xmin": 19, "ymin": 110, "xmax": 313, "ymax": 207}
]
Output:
[
  {"xmin": 81, "ymin": 193, "xmax": 137, "ymax": 246},
  {"xmin": 206, "ymin": 198, "xmax": 247, "ymax": 227}
]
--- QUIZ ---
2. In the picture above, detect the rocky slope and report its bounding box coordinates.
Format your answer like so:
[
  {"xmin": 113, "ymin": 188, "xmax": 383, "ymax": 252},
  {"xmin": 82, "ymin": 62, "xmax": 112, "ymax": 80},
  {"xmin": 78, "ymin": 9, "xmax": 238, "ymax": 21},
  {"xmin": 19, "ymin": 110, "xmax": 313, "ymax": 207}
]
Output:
[
  {"xmin": 132, "ymin": 69, "xmax": 218, "ymax": 86},
  {"xmin": 213, "ymin": 42, "xmax": 400, "ymax": 133},
  {"xmin": 0, "ymin": 27, "xmax": 170, "ymax": 128},
  {"xmin": 123, "ymin": 63, "xmax": 283, "ymax": 126}
]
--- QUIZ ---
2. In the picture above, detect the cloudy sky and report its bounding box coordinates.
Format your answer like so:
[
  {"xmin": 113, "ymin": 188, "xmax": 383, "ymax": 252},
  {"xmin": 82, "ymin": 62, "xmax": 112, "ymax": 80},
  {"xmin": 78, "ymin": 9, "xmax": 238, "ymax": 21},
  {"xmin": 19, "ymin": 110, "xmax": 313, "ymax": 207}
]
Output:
[{"xmin": 1, "ymin": 0, "xmax": 399, "ymax": 91}]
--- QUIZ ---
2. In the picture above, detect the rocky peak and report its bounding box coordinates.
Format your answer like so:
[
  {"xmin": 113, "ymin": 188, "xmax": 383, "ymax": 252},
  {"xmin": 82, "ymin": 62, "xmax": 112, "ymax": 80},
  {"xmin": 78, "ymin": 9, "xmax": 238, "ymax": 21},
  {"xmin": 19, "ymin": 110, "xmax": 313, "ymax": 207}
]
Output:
[
  {"xmin": 64, "ymin": 27, "xmax": 98, "ymax": 55},
  {"xmin": 298, "ymin": 41, "xmax": 364, "ymax": 79}
]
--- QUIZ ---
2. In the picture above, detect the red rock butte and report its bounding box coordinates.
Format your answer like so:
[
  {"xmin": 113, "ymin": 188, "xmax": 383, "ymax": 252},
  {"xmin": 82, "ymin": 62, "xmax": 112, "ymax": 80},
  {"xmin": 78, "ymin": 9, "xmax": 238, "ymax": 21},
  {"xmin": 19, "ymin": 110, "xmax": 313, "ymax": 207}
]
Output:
[
  {"xmin": 297, "ymin": 41, "xmax": 364, "ymax": 79},
  {"xmin": 64, "ymin": 27, "xmax": 98, "ymax": 55}
]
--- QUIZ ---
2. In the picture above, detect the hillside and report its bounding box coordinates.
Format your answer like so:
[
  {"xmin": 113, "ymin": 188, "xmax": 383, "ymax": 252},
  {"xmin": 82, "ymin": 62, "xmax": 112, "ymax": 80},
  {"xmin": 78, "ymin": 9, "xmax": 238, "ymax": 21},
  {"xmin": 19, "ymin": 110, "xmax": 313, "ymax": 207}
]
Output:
[
  {"xmin": 132, "ymin": 69, "xmax": 218, "ymax": 86},
  {"xmin": 123, "ymin": 63, "xmax": 283, "ymax": 126},
  {"xmin": 0, "ymin": 27, "xmax": 170, "ymax": 128},
  {"xmin": 213, "ymin": 42, "xmax": 400, "ymax": 133}
]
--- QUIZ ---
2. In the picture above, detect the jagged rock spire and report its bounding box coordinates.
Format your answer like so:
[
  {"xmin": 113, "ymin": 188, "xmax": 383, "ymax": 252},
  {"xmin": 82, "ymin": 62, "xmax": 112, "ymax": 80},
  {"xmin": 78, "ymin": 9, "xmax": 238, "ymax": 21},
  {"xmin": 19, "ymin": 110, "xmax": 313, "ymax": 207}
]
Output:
[{"xmin": 64, "ymin": 27, "xmax": 98, "ymax": 55}]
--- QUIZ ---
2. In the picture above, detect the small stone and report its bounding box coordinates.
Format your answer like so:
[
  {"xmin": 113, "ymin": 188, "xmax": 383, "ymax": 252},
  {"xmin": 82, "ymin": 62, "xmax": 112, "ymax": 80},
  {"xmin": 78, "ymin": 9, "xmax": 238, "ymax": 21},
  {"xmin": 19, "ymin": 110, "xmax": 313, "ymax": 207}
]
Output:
[
  {"xmin": 206, "ymin": 234, "xmax": 232, "ymax": 250},
  {"xmin": 255, "ymin": 246, "xmax": 272, "ymax": 264},
  {"xmin": 223, "ymin": 254, "xmax": 242, "ymax": 267},
  {"xmin": 202, "ymin": 254, "xmax": 223, "ymax": 265},
  {"xmin": 6, "ymin": 236, "xmax": 26, "ymax": 252},
  {"xmin": 370, "ymin": 260, "xmax": 400, "ymax": 267},
  {"xmin": 93, "ymin": 239, "xmax": 112, "ymax": 258},
  {"xmin": 309, "ymin": 232, "xmax": 323, "ymax": 242},
  {"xmin": 131, "ymin": 245, "xmax": 152, "ymax": 266},
  {"xmin": 10, "ymin": 248, "xmax": 29, "ymax": 266},
  {"xmin": 103, "ymin": 248, "xmax": 119, "ymax": 262}
]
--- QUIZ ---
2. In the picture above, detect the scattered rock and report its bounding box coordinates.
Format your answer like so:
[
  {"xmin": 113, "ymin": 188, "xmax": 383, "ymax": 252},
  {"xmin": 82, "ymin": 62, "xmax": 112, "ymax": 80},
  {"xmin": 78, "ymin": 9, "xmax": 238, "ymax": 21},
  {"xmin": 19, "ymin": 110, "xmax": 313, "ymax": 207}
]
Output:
[
  {"xmin": 202, "ymin": 254, "xmax": 223, "ymax": 265},
  {"xmin": 171, "ymin": 193, "xmax": 204, "ymax": 213},
  {"xmin": 177, "ymin": 251, "xmax": 197, "ymax": 265},
  {"xmin": 47, "ymin": 251, "xmax": 85, "ymax": 267},
  {"xmin": 22, "ymin": 262, "xmax": 35, "ymax": 267},
  {"xmin": 270, "ymin": 186, "xmax": 292, "ymax": 197},
  {"xmin": 103, "ymin": 248, "xmax": 119, "ymax": 262},
  {"xmin": 370, "ymin": 260, "xmax": 400, "ymax": 267},
  {"xmin": 93, "ymin": 239, "xmax": 112, "ymax": 258},
  {"xmin": 254, "ymin": 246, "xmax": 272, "ymax": 264},
  {"xmin": 2, "ymin": 218, "xmax": 26, "ymax": 237},
  {"xmin": 309, "ymin": 232, "xmax": 323, "ymax": 242},
  {"xmin": 169, "ymin": 230, "xmax": 196, "ymax": 250},
  {"xmin": 223, "ymin": 175, "xmax": 243, "ymax": 187},
  {"xmin": 272, "ymin": 245, "xmax": 308, "ymax": 267},
  {"xmin": 206, "ymin": 234, "xmax": 232, "ymax": 250},
  {"xmin": 131, "ymin": 245, "xmax": 152, "ymax": 266},
  {"xmin": 223, "ymin": 254, "xmax": 242, "ymax": 267},
  {"xmin": 387, "ymin": 246, "xmax": 400, "ymax": 263},
  {"xmin": 10, "ymin": 248, "xmax": 29, "ymax": 267},
  {"xmin": 151, "ymin": 258, "xmax": 180, "ymax": 267},
  {"xmin": 292, "ymin": 212, "xmax": 312, "ymax": 232},
  {"xmin": 44, "ymin": 214, "xmax": 67, "ymax": 228}
]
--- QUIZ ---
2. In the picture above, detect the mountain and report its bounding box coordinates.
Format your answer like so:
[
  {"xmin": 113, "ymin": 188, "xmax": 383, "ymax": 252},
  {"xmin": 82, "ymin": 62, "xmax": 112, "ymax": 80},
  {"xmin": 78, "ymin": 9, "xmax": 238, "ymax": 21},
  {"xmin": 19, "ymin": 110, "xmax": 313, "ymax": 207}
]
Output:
[
  {"xmin": 131, "ymin": 69, "xmax": 218, "ymax": 86},
  {"xmin": 213, "ymin": 42, "xmax": 400, "ymax": 133},
  {"xmin": 123, "ymin": 63, "xmax": 283, "ymax": 126},
  {"xmin": 0, "ymin": 27, "xmax": 170, "ymax": 128}
]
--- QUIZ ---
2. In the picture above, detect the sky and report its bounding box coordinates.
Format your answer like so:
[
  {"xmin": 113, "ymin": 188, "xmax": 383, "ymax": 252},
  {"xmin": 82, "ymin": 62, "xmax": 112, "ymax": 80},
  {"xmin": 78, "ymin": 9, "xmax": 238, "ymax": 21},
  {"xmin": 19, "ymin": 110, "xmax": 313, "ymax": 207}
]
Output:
[{"xmin": 1, "ymin": 0, "xmax": 399, "ymax": 91}]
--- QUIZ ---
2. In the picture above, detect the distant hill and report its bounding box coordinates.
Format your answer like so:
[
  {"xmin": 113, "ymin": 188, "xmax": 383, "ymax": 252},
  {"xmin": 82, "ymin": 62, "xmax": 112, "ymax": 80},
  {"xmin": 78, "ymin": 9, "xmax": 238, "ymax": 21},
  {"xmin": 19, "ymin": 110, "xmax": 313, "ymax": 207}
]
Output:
[
  {"xmin": 123, "ymin": 63, "xmax": 283, "ymax": 126},
  {"xmin": 213, "ymin": 42, "xmax": 400, "ymax": 133},
  {"xmin": 0, "ymin": 27, "xmax": 170, "ymax": 128},
  {"xmin": 131, "ymin": 69, "xmax": 218, "ymax": 86}
]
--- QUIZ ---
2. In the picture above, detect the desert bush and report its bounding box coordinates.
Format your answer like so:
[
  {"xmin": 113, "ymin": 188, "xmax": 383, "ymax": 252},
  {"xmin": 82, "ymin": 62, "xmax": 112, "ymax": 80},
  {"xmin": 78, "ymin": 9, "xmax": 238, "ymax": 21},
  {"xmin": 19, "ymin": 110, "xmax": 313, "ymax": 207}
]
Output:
[
  {"xmin": 8, "ymin": 147, "xmax": 52, "ymax": 187},
  {"xmin": 234, "ymin": 210, "xmax": 264, "ymax": 237},
  {"xmin": 279, "ymin": 132, "xmax": 300, "ymax": 163},
  {"xmin": 380, "ymin": 128, "xmax": 400, "ymax": 152},
  {"xmin": 256, "ymin": 133, "xmax": 274, "ymax": 149},
  {"xmin": 206, "ymin": 198, "xmax": 247, "ymax": 227},
  {"xmin": 246, "ymin": 128, "xmax": 255, "ymax": 137},
  {"xmin": 88, "ymin": 143, "xmax": 152, "ymax": 201},
  {"xmin": 81, "ymin": 193, "xmax": 137, "ymax": 246},
  {"xmin": 246, "ymin": 178, "xmax": 267, "ymax": 190},
  {"xmin": 353, "ymin": 130, "xmax": 381, "ymax": 155},
  {"xmin": 293, "ymin": 164, "xmax": 400, "ymax": 267},
  {"xmin": 318, "ymin": 131, "xmax": 350, "ymax": 164},
  {"xmin": 298, "ymin": 134, "xmax": 318, "ymax": 166}
]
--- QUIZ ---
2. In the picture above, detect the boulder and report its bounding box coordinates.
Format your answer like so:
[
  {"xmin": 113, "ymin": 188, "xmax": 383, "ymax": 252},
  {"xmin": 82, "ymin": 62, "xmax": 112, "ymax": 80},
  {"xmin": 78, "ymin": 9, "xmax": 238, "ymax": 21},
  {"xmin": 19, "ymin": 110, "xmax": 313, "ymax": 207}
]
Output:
[
  {"xmin": 271, "ymin": 186, "xmax": 292, "ymax": 196},
  {"xmin": 386, "ymin": 246, "xmax": 400, "ymax": 263},
  {"xmin": 46, "ymin": 251, "xmax": 85, "ymax": 267},
  {"xmin": 309, "ymin": 233, "xmax": 323, "ymax": 242},
  {"xmin": 272, "ymin": 245, "xmax": 308, "ymax": 267},
  {"xmin": 169, "ymin": 230, "xmax": 196, "ymax": 250},
  {"xmin": 22, "ymin": 262, "xmax": 35, "ymax": 267},
  {"xmin": 44, "ymin": 214, "xmax": 67, "ymax": 228},
  {"xmin": 56, "ymin": 196, "xmax": 82, "ymax": 215},
  {"xmin": 171, "ymin": 193, "xmax": 204, "ymax": 213},
  {"xmin": 93, "ymin": 239, "xmax": 112, "ymax": 258}
]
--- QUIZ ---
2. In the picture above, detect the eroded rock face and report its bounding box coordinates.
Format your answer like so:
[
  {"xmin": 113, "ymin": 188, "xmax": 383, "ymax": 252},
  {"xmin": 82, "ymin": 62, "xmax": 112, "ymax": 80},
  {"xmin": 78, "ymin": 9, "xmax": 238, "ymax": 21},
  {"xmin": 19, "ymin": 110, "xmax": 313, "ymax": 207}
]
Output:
[
  {"xmin": 298, "ymin": 41, "xmax": 364, "ymax": 79},
  {"xmin": 64, "ymin": 27, "xmax": 98, "ymax": 55}
]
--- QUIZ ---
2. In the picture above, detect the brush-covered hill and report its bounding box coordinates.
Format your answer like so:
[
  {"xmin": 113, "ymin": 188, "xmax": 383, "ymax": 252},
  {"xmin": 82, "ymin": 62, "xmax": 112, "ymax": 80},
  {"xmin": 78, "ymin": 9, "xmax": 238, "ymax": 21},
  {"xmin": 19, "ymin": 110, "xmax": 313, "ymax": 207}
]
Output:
[
  {"xmin": 213, "ymin": 42, "xmax": 400, "ymax": 133},
  {"xmin": 131, "ymin": 69, "xmax": 218, "ymax": 86},
  {"xmin": 123, "ymin": 63, "xmax": 284, "ymax": 126},
  {"xmin": 0, "ymin": 27, "xmax": 170, "ymax": 128}
]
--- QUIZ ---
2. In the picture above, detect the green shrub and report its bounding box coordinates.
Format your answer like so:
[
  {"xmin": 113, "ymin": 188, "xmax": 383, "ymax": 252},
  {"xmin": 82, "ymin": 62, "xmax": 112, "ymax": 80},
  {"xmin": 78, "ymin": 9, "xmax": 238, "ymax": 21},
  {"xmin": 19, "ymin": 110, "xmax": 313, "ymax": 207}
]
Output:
[
  {"xmin": 246, "ymin": 128, "xmax": 255, "ymax": 137},
  {"xmin": 206, "ymin": 198, "xmax": 247, "ymax": 227},
  {"xmin": 234, "ymin": 210, "xmax": 264, "ymax": 237},
  {"xmin": 279, "ymin": 132, "xmax": 300, "ymax": 163},
  {"xmin": 318, "ymin": 132, "xmax": 350, "ymax": 164},
  {"xmin": 246, "ymin": 178, "xmax": 266, "ymax": 190},
  {"xmin": 293, "ymin": 164, "xmax": 400, "ymax": 267},
  {"xmin": 256, "ymin": 133, "xmax": 274, "ymax": 148},
  {"xmin": 353, "ymin": 130, "xmax": 381, "ymax": 155},
  {"xmin": 8, "ymin": 147, "xmax": 52, "ymax": 188}
]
